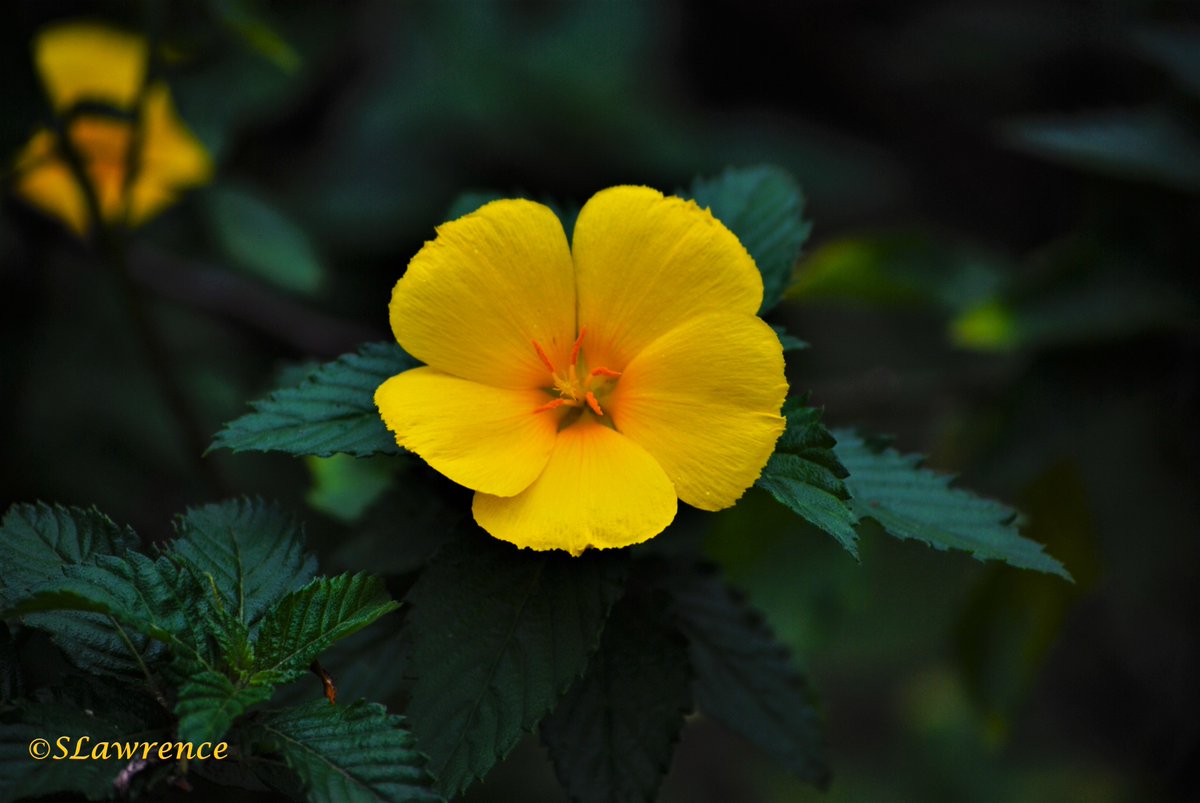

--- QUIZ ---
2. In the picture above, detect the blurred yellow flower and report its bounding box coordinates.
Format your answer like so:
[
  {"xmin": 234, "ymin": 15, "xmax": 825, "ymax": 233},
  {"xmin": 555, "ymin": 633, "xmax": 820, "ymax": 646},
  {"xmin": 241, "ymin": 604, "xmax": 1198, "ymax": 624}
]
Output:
[
  {"xmin": 376, "ymin": 186, "xmax": 788, "ymax": 554},
  {"xmin": 12, "ymin": 22, "xmax": 211, "ymax": 236}
]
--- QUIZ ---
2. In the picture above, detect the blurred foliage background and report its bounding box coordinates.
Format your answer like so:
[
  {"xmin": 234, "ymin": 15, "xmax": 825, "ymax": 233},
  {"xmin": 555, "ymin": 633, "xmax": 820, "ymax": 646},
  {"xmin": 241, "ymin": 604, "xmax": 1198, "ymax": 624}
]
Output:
[{"xmin": 1, "ymin": 1, "xmax": 1197, "ymax": 801}]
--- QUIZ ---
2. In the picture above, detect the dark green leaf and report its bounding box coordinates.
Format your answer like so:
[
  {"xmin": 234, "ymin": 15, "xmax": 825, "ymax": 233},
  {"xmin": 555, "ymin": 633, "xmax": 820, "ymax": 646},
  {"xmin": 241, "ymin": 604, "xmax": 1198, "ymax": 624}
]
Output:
[
  {"xmin": 254, "ymin": 573, "xmax": 400, "ymax": 679},
  {"xmin": 0, "ymin": 503, "xmax": 137, "ymax": 605},
  {"xmin": 1002, "ymin": 108, "xmax": 1200, "ymax": 192},
  {"xmin": 206, "ymin": 186, "xmax": 324, "ymax": 295},
  {"xmin": 689, "ymin": 166, "xmax": 812, "ymax": 312},
  {"xmin": 443, "ymin": 190, "xmax": 504, "ymax": 221},
  {"xmin": 541, "ymin": 589, "xmax": 692, "ymax": 803},
  {"xmin": 1133, "ymin": 25, "xmax": 1200, "ymax": 97},
  {"xmin": 770, "ymin": 324, "xmax": 809, "ymax": 352},
  {"xmin": 212, "ymin": 342, "xmax": 415, "ymax": 458},
  {"xmin": 176, "ymin": 669, "xmax": 275, "ymax": 745},
  {"xmin": 663, "ymin": 563, "xmax": 829, "ymax": 788},
  {"xmin": 244, "ymin": 700, "xmax": 438, "ymax": 803},
  {"xmin": 172, "ymin": 499, "xmax": 317, "ymax": 630},
  {"xmin": 403, "ymin": 535, "xmax": 627, "ymax": 797},
  {"xmin": 832, "ymin": 430, "xmax": 1071, "ymax": 579},
  {"xmin": 757, "ymin": 399, "xmax": 858, "ymax": 556}
]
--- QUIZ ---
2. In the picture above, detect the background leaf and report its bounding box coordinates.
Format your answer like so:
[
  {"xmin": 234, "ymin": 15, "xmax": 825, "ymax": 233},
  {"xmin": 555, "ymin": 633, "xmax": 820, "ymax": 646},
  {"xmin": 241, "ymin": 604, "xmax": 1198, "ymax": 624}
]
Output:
[
  {"xmin": 540, "ymin": 588, "xmax": 692, "ymax": 803},
  {"xmin": 176, "ymin": 669, "xmax": 275, "ymax": 745},
  {"xmin": 688, "ymin": 165, "xmax": 812, "ymax": 312},
  {"xmin": 756, "ymin": 399, "xmax": 858, "ymax": 556},
  {"xmin": 211, "ymin": 343, "xmax": 415, "ymax": 458},
  {"xmin": 402, "ymin": 535, "xmax": 627, "ymax": 797},
  {"xmin": 662, "ymin": 563, "xmax": 829, "ymax": 788},
  {"xmin": 205, "ymin": 185, "xmax": 325, "ymax": 295},
  {"xmin": 243, "ymin": 700, "xmax": 438, "ymax": 803},
  {"xmin": 833, "ymin": 430, "xmax": 1071, "ymax": 579}
]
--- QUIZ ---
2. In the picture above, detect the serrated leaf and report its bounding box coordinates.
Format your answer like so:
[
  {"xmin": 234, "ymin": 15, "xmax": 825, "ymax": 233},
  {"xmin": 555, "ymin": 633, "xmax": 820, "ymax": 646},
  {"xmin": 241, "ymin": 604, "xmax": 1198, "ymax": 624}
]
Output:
[
  {"xmin": 663, "ymin": 564, "xmax": 829, "ymax": 788},
  {"xmin": 757, "ymin": 399, "xmax": 858, "ymax": 556},
  {"xmin": 212, "ymin": 342, "xmax": 415, "ymax": 457},
  {"xmin": 206, "ymin": 186, "xmax": 323, "ymax": 294},
  {"xmin": 244, "ymin": 700, "xmax": 438, "ymax": 803},
  {"xmin": 0, "ymin": 503, "xmax": 137, "ymax": 605},
  {"xmin": 689, "ymin": 166, "xmax": 812, "ymax": 312},
  {"xmin": 832, "ymin": 430, "xmax": 1071, "ymax": 579},
  {"xmin": 176, "ymin": 669, "xmax": 275, "ymax": 745},
  {"xmin": 254, "ymin": 573, "xmax": 400, "ymax": 680},
  {"xmin": 541, "ymin": 589, "xmax": 692, "ymax": 803},
  {"xmin": 172, "ymin": 499, "xmax": 318, "ymax": 631},
  {"xmin": 0, "ymin": 679, "xmax": 168, "ymax": 802},
  {"xmin": 403, "ymin": 535, "xmax": 627, "ymax": 797}
]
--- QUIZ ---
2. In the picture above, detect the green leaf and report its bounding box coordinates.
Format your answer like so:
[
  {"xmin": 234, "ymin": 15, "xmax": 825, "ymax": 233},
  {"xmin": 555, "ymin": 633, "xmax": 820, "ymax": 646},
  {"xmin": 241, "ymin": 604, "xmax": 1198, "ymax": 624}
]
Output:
[
  {"xmin": 770, "ymin": 324, "xmax": 809, "ymax": 352},
  {"xmin": 212, "ymin": 342, "xmax": 415, "ymax": 458},
  {"xmin": 1002, "ymin": 108, "xmax": 1200, "ymax": 192},
  {"xmin": 0, "ymin": 683, "xmax": 167, "ymax": 802},
  {"xmin": 756, "ymin": 399, "xmax": 858, "ymax": 556},
  {"xmin": 664, "ymin": 564, "xmax": 829, "ymax": 787},
  {"xmin": 832, "ymin": 430, "xmax": 1071, "ymax": 579},
  {"xmin": 540, "ymin": 589, "xmax": 692, "ymax": 803},
  {"xmin": 244, "ymin": 700, "xmax": 438, "ymax": 803},
  {"xmin": 403, "ymin": 535, "xmax": 627, "ymax": 797},
  {"xmin": 0, "ymin": 503, "xmax": 137, "ymax": 605},
  {"xmin": 1133, "ymin": 25, "xmax": 1200, "ymax": 98},
  {"xmin": 206, "ymin": 185, "xmax": 324, "ymax": 295},
  {"xmin": 306, "ymin": 454, "xmax": 395, "ymax": 524},
  {"xmin": 444, "ymin": 189, "xmax": 504, "ymax": 221},
  {"xmin": 176, "ymin": 669, "xmax": 275, "ymax": 745},
  {"xmin": 172, "ymin": 499, "xmax": 318, "ymax": 630},
  {"xmin": 689, "ymin": 165, "xmax": 812, "ymax": 312},
  {"xmin": 254, "ymin": 573, "xmax": 400, "ymax": 680}
]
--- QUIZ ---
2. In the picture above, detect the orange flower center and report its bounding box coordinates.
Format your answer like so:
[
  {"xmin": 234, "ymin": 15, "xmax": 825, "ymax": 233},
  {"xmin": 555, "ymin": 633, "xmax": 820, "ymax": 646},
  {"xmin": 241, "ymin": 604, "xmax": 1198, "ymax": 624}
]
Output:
[{"xmin": 530, "ymin": 327, "xmax": 621, "ymax": 418}]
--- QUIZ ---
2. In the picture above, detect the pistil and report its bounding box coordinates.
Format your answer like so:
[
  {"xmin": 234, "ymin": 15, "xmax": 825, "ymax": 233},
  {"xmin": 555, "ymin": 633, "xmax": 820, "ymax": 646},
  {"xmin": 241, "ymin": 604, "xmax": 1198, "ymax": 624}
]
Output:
[{"xmin": 530, "ymin": 328, "xmax": 621, "ymax": 417}]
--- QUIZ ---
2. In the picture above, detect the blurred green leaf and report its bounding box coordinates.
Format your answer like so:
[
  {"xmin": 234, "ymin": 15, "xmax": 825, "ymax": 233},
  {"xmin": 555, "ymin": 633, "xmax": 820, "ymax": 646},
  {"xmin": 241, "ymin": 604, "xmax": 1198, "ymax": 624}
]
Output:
[
  {"xmin": 212, "ymin": 0, "xmax": 302, "ymax": 73},
  {"xmin": 205, "ymin": 186, "xmax": 324, "ymax": 295},
  {"xmin": 443, "ymin": 190, "xmax": 505, "ymax": 221},
  {"xmin": 661, "ymin": 563, "xmax": 829, "ymax": 788},
  {"xmin": 540, "ymin": 587, "xmax": 692, "ymax": 803},
  {"xmin": 1003, "ymin": 108, "xmax": 1200, "ymax": 191},
  {"xmin": 833, "ymin": 430, "xmax": 1071, "ymax": 579},
  {"xmin": 689, "ymin": 165, "xmax": 812, "ymax": 312},
  {"xmin": 402, "ymin": 535, "xmax": 627, "ymax": 797},
  {"xmin": 771, "ymin": 324, "xmax": 810, "ymax": 352},
  {"xmin": 757, "ymin": 399, "xmax": 858, "ymax": 556},
  {"xmin": 212, "ymin": 343, "xmax": 414, "ymax": 458},
  {"xmin": 306, "ymin": 455, "xmax": 395, "ymax": 524},
  {"xmin": 243, "ymin": 700, "xmax": 438, "ymax": 803},
  {"xmin": 1133, "ymin": 25, "xmax": 1200, "ymax": 98}
]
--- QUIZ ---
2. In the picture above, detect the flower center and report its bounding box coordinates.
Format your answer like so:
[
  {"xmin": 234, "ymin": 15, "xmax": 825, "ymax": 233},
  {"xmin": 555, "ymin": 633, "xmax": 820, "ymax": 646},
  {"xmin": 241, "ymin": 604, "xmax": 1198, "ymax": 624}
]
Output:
[{"xmin": 530, "ymin": 327, "xmax": 621, "ymax": 418}]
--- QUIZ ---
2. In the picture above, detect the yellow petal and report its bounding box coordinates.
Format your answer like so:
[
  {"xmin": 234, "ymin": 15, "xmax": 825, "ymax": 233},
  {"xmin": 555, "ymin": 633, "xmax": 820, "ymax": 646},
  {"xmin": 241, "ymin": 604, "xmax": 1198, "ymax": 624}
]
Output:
[
  {"xmin": 573, "ymin": 186, "xmax": 763, "ymax": 371},
  {"xmin": 607, "ymin": 311, "xmax": 787, "ymax": 511},
  {"xmin": 375, "ymin": 367, "xmax": 558, "ymax": 497},
  {"xmin": 12, "ymin": 130, "xmax": 90, "ymax": 235},
  {"xmin": 390, "ymin": 199, "xmax": 577, "ymax": 389},
  {"xmin": 129, "ymin": 84, "xmax": 213, "ymax": 225},
  {"xmin": 35, "ymin": 22, "xmax": 147, "ymax": 111},
  {"xmin": 473, "ymin": 418, "xmax": 677, "ymax": 554}
]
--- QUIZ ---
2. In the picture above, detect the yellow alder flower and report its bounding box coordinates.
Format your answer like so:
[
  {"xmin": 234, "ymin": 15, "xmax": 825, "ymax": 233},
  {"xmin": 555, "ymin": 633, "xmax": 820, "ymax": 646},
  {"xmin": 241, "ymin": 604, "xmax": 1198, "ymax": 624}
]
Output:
[
  {"xmin": 12, "ymin": 22, "xmax": 211, "ymax": 236},
  {"xmin": 375, "ymin": 186, "xmax": 789, "ymax": 554}
]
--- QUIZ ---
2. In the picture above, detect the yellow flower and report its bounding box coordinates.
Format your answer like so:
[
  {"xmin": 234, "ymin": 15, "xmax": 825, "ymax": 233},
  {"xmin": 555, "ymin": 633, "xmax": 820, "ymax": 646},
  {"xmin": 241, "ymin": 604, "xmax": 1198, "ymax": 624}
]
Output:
[
  {"xmin": 375, "ymin": 186, "xmax": 788, "ymax": 554},
  {"xmin": 12, "ymin": 22, "xmax": 211, "ymax": 236}
]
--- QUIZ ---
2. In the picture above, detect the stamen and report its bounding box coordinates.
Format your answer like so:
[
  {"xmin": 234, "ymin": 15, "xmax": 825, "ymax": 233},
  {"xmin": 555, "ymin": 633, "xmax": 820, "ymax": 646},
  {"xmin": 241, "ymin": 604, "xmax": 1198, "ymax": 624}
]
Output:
[
  {"xmin": 585, "ymin": 391, "xmax": 604, "ymax": 416},
  {"xmin": 533, "ymin": 398, "xmax": 569, "ymax": 414},
  {"xmin": 570, "ymin": 327, "xmax": 587, "ymax": 366},
  {"xmin": 531, "ymin": 339, "xmax": 556, "ymax": 373},
  {"xmin": 590, "ymin": 367, "xmax": 621, "ymax": 378}
]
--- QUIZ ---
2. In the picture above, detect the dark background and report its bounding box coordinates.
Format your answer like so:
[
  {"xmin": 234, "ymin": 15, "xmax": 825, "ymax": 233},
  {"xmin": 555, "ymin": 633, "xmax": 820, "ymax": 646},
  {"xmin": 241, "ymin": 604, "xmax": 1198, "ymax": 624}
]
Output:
[{"xmin": 1, "ymin": 1, "xmax": 1197, "ymax": 801}]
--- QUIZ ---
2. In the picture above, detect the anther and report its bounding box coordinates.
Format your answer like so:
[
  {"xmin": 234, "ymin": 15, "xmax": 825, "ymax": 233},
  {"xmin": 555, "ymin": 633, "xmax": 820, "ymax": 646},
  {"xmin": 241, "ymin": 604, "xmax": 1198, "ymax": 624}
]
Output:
[
  {"xmin": 585, "ymin": 391, "xmax": 604, "ymax": 416},
  {"xmin": 531, "ymin": 339, "xmax": 556, "ymax": 373}
]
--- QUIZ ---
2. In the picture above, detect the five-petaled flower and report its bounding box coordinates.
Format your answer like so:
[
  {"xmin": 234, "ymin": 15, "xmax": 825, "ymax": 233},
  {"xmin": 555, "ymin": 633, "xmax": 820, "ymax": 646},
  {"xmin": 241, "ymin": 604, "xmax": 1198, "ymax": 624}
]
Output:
[
  {"xmin": 376, "ymin": 186, "xmax": 788, "ymax": 554},
  {"xmin": 11, "ymin": 22, "xmax": 211, "ymax": 237}
]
